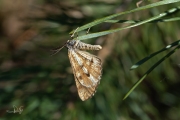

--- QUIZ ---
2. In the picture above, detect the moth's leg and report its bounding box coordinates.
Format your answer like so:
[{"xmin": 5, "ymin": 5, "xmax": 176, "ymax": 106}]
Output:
[
  {"xmin": 71, "ymin": 27, "xmax": 79, "ymax": 38},
  {"xmin": 71, "ymin": 27, "xmax": 90, "ymax": 38},
  {"xmin": 136, "ymin": 0, "xmax": 144, "ymax": 7},
  {"xmin": 86, "ymin": 27, "xmax": 91, "ymax": 34}
]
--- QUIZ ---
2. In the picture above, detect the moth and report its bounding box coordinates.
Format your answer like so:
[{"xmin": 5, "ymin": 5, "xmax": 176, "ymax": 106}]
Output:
[{"xmin": 55, "ymin": 39, "xmax": 102, "ymax": 101}]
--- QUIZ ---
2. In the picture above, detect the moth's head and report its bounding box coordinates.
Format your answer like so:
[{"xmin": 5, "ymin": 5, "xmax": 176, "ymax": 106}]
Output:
[{"xmin": 66, "ymin": 40, "xmax": 77, "ymax": 49}]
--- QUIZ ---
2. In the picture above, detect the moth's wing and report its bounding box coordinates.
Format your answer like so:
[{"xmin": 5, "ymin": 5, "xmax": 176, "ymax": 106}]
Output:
[
  {"xmin": 77, "ymin": 50, "xmax": 102, "ymax": 84},
  {"xmin": 68, "ymin": 49, "xmax": 102, "ymax": 101},
  {"xmin": 74, "ymin": 74, "xmax": 97, "ymax": 101},
  {"xmin": 69, "ymin": 49, "xmax": 102, "ymax": 87}
]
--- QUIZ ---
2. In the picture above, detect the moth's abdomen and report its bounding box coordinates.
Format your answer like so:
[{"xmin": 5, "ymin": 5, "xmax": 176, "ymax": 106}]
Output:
[{"xmin": 75, "ymin": 41, "xmax": 102, "ymax": 51}]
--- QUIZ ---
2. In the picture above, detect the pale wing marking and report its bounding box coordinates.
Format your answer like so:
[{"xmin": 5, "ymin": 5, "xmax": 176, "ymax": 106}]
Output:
[{"xmin": 76, "ymin": 50, "xmax": 102, "ymax": 83}]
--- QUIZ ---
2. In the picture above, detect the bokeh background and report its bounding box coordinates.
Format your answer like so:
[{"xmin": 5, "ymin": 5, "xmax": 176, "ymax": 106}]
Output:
[{"xmin": 0, "ymin": 0, "xmax": 180, "ymax": 120}]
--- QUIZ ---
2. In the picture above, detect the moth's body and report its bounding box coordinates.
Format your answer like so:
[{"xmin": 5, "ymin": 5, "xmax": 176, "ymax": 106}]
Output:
[
  {"xmin": 65, "ymin": 40, "xmax": 102, "ymax": 101},
  {"xmin": 66, "ymin": 40, "xmax": 102, "ymax": 50}
]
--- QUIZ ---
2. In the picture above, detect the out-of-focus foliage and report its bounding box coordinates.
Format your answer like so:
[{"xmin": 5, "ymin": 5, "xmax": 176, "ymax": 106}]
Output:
[{"xmin": 0, "ymin": 0, "xmax": 180, "ymax": 120}]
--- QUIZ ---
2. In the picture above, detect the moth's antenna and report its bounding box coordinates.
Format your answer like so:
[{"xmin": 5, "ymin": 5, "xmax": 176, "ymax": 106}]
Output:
[
  {"xmin": 51, "ymin": 42, "xmax": 67, "ymax": 56},
  {"xmin": 51, "ymin": 27, "xmax": 79, "ymax": 56}
]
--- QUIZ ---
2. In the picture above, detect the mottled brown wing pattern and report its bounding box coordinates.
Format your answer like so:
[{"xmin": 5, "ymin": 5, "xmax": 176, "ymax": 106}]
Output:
[
  {"xmin": 68, "ymin": 49, "xmax": 102, "ymax": 101},
  {"xmin": 77, "ymin": 50, "xmax": 102, "ymax": 83}
]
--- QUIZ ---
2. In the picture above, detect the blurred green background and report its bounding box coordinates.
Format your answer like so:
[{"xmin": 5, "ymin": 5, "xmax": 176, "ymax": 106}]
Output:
[{"xmin": 0, "ymin": 0, "xmax": 180, "ymax": 120}]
